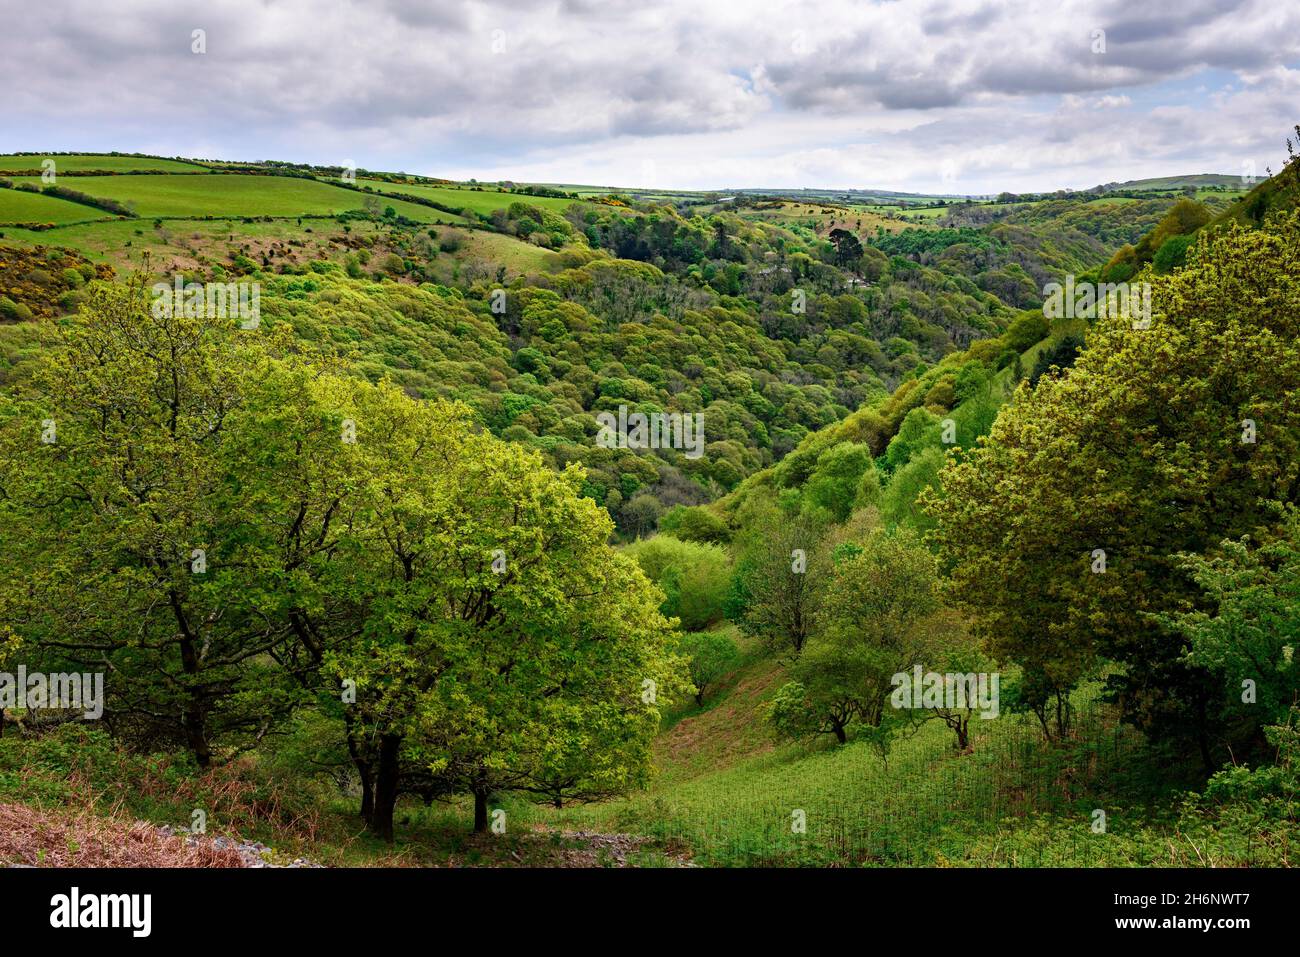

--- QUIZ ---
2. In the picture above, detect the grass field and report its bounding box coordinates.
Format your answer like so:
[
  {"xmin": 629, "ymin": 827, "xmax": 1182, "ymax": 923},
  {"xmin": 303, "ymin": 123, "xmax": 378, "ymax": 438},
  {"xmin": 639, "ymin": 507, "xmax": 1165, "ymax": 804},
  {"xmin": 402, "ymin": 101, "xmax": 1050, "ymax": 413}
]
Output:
[
  {"xmin": 453, "ymin": 229, "xmax": 563, "ymax": 272},
  {"xmin": 8, "ymin": 174, "xmax": 457, "ymax": 221},
  {"xmin": 0, "ymin": 153, "xmax": 206, "ymax": 173},
  {"xmin": 727, "ymin": 199, "xmax": 909, "ymax": 235},
  {"xmin": 0, "ymin": 187, "xmax": 108, "ymax": 225},
  {"xmin": 358, "ymin": 180, "xmax": 582, "ymax": 216},
  {"xmin": 7, "ymin": 217, "xmax": 396, "ymax": 266},
  {"xmin": 439, "ymin": 620, "xmax": 1182, "ymax": 867},
  {"xmin": 0, "ymin": 214, "xmax": 558, "ymax": 281},
  {"xmin": 544, "ymin": 699, "xmax": 1133, "ymax": 866}
]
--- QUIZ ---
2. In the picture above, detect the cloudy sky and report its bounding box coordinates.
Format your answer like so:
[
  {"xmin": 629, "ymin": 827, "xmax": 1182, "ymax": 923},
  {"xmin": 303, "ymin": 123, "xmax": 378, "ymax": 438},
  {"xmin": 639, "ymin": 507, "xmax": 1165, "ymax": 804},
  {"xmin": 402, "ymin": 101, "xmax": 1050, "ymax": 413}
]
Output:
[{"xmin": 3, "ymin": 0, "xmax": 1298, "ymax": 193}]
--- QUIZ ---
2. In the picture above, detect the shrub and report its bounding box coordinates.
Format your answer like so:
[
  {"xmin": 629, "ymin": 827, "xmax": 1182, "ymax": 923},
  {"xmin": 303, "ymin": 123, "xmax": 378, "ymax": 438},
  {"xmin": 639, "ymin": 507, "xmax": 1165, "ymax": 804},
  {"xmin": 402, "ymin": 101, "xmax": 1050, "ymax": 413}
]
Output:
[
  {"xmin": 658, "ymin": 505, "xmax": 730, "ymax": 543},
  {"xmin": 624, "ymin": 536, "xmax": 732, "ymax": 631},
  {"xmin": 1153, "ymin": 233, "xmax": 1195, "ymax": 273},
  {"xmin": 676, "ymin": 631, "xmax": 741, "ymax": 704}
]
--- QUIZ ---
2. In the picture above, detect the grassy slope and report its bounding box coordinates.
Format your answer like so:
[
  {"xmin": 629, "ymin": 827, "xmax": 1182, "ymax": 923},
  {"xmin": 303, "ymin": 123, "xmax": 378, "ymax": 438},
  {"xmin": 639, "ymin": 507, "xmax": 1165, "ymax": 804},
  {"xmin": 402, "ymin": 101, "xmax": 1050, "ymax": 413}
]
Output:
[
  {"xmin": 1208, "ymin": 171, "xmax": 1297, "ymax": 228},
  {"xmin": 728, "ymin": 200, "xmax": 908, "ymax": 235},
  {"xmin": 357, "ymin": 179, "xmax": 581, "ymax": 216},
  {"xmin": 8, "ymin": 174, "xmax": 451, "ymax": 221},
  {"xmin": 0, "ymin": 188, "xmax": 108, "ymax": 225},
  {"xmin": 0, "ymin": 153, "xmax": 207, "ymax": 173},
  {"xmin": 455, "ymin": 230, "xmax": 563, "ymax": 272},
  {"xmin": 532, "ymin": 628, "xmax": 1159, "ymax": 866},
  {"xmin": 1103, "ymin": 173, "xmax": 1243, "ymax": 190}
]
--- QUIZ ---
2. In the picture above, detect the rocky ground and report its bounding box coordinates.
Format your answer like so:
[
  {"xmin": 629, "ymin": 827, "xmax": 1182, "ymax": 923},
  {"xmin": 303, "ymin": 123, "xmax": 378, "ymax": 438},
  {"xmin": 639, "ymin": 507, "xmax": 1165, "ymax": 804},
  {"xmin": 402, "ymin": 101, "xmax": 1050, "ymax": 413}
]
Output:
[
  {"xmin": 1, "ymin": 801, "xmax": 692, "ymax": 868},
  {"xmin": 548, "ymin": 829, "xmax": 696, "ymax": 867},
  {"xmin": 155, "ymin": 825, "xmax": 324, "ymax": 868},
  {"xmin": 0, "ymin": 802, "xmax": 246, "ymax": 867}
]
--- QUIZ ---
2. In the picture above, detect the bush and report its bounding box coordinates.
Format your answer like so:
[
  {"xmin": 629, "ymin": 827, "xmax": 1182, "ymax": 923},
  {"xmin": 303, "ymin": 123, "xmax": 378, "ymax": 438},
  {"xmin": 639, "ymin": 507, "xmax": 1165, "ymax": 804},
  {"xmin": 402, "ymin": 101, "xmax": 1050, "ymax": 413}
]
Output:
[
  {"xmin": 0, "ymin": 297, "xmax": 33, "ymax": 321},
  {"xmin": 658, "ymin": 505, "xmax": 730, "ymax": 543},
  {"xmin": 676, "ymin": 631, "xmax": 741, "ymax": 704},
  {"xmin": 624, "ymin": 536, "xmax": 732, "ymax": 631},
  {"xmin": 805, "ymin": 442, "xmax": 876, "ymax": 522},
  {"xmin": 1153, "ymin": 233, "xmax": 1195, "ymax": 273}
]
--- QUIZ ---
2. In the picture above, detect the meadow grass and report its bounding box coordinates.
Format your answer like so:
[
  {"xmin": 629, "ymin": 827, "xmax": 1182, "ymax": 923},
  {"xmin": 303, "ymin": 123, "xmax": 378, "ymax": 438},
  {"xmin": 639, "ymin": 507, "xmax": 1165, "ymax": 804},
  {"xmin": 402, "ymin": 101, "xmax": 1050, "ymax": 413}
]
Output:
[
  {"xmin": 452, "ymin": 230, "xmax": 563, "ymax": 273},
  {"xmin": 0, "ymin": 153, "xmax": 207, "ymax": 173},
  {"xmin": 858, "ymin": 203, "xmax": 954, "ymax": 220},
  {"xmin": 0, "ymin": 187, "xmax": 109, "ymax": 225},
  {"xmin": 8, "ymin": 174, "xmax": 454, "ymax": 221},
  {"xmin": 0, "ymin": 217, "xmax": 394, "ymax": 266},
  {"xmin": 357, "ymin": 179, "xmax": 582, "ymax": 216},
  {"xmin": 730, "ymin": 200, "xmax": 908, "ymax": 234}
]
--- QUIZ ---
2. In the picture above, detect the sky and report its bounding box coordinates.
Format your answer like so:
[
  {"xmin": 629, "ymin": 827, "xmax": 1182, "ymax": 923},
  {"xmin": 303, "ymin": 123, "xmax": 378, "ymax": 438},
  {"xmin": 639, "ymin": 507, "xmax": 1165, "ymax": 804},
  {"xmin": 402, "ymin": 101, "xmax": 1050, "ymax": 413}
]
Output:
[{"xmin": 2, "ymin": 0, "xmax": 1298, "ymax": 194}]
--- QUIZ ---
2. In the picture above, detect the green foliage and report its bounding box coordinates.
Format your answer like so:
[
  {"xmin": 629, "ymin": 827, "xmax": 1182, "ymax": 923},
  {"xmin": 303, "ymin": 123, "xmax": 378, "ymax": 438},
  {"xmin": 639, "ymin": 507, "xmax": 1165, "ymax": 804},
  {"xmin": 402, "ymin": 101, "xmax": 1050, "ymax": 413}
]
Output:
[
  {"xmin": 0, "ymin": 275, "xmax": 688, "ymax": 840},
  {"xmin": 881, "ymin": 407, "xmax": 941, "ymax": 472},
  {"xmin": 804, "ymin": 442, "xmax": 875, "ymax": 521},
  {"xmin": 928, "ymin": 214, "xmax": 1300, "ymax": 752},
  {"xmin": 657, "ymin": 505, "xmax": 730, "ymax": 543},
  {"xmin": 879, "ymin": 446, "xmax": 947, "ymax": 532},
  {"xmin": 872, "ymin": 226, "xmax": 1000, "ymax": 258},
  {"xmin": 1027, "ymin": 334, "xmax": 1083, "ymax": 385},
  {"xmin": 677, "ymin": 631, "xmax": 741, "ymax": 705},
  {"xmin": 770, "ymin": 526, "xmax": 949, "ymax": 746},
  {"xmin": 1163, "ymin": 511, "xmax": 1300, "ymax": 741},
  {"xmin": 0, "ymin": 279, "xmax": 309, "ymax": 765},
  {"xmin": 1152, "ymin": 232, "xmax": 1195, "ymax": 273},
  {"xmin": 1130, "ymin": 197, "xmax": 1211, "ymax": 266},
  {"xmin": 624, "ymin": 536, "xmax": 732, "ymax": 631},
  {"xmin": 729, "ymin": 502, "xmax": 829, "ymax": 654}
]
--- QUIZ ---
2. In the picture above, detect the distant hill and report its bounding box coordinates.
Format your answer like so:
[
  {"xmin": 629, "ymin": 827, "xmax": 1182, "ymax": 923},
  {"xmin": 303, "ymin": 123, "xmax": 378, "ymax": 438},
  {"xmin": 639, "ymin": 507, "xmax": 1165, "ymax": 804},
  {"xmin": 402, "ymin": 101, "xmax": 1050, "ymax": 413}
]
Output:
[
  {"xmin": 727, "ymin": 186, "xmax": 981, "ymax": 202},
  {"xmin": 1209, "ymin": 166, "xmax": 1299, "ymax": 227},
  {"xmin": 1093, "ymin": 173, "xmax": 1250, "ymax": 191}
]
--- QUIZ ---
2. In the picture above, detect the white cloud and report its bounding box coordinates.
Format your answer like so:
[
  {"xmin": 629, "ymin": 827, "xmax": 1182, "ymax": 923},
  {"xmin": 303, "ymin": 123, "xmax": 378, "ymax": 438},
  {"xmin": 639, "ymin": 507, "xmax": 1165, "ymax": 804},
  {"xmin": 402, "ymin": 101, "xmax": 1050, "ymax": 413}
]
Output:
[{"xmin": 0, "ymin": 0, "xmax": 1296, "ymax": 191}]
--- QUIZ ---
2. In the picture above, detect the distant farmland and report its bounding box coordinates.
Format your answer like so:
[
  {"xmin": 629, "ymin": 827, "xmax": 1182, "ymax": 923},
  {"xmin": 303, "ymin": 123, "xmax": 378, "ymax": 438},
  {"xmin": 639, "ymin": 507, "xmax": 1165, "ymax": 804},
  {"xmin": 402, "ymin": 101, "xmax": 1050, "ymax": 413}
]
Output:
[
  {"xmin": 357, "ymin": 179, "xmax": 582, "ymax": 216},
  {"xmin": 0, "ymin": 153, "xmax": 207, "ymax": 173},
  {"xmin": 0, "ymin": 187, "xmax": 105, "ymax": 225},
  {"xmin": 6, "ymin": 174, "xmax": 466, "ymax": 222}
]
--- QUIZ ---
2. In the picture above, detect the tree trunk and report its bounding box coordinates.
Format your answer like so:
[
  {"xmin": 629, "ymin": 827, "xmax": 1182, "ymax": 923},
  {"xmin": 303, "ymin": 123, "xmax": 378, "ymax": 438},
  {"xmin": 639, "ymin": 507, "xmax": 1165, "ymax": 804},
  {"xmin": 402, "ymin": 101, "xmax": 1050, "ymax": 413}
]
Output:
[
  {"xmin": 832, "ymin": 719, "xmax": 847, "ymax": 745},
  {"xmin": 182, "ymin": 700, "xmax": 211, "ymax": 769},
  {"xmin": 172, "ymin": 597, "xmax": 211, "ymax": 769},
  {"xmin": 473, "ymin": 788, "xmax": 489, "ymax": 833},
  {"xmin": 357, "ymin": 760, "xmax": 375, "ymax": 823},
  {"xmin": 345, "ymin": 722, "xmax": 374, "ymax": 824},
  {"xmin": 370, "ymin": 733, "xmax": 402, "ymax": 843},
  {"xmin": 1196, "ymin": 694, "xmax": 1215, "ymax": 776}
]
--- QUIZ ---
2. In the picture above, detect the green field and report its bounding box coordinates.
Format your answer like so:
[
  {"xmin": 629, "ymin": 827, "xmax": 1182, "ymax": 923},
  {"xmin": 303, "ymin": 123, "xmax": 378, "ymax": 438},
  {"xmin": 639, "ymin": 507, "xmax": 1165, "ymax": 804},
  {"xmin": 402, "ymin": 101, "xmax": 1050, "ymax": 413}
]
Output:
[
  {"xmin": 9, "ymin": 174, "xmax": 461, "ymax": 221},
  {"xmin": 0, "ymin": 213, "xmax": 557, "ymax": 283},
  {"xmin": 455, "ymin": 229, "xmax": 563, "ymax": 272},
  {"xmin": 0, "ymin": 187, "xmax": 107, "ymax": 225},
  {"xmin": 0, "ymin": 217, "xmax": 355, "ymax": 266},
  {"xmin": 358, "ymin": 179, "xmax": 581, "ymax": 216},
  {"xmin": 857, "ymin": 203, "xmax": 959, "ymax": 220},
  {"xmin": 548, "ymin": 691, "xmax": 1134, "ymax": 866},
  {"xmin": 0, "ymin": 153, "xmax": 207, "ymax": 173}
]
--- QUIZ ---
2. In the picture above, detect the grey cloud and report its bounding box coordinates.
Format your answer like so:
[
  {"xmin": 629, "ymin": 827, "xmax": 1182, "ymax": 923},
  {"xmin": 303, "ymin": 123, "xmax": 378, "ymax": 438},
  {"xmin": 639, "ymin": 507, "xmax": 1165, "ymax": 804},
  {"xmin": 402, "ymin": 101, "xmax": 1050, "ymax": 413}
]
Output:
[{"xmin": 0, "ymin": 0, "xmax": 1296, "ymax": 189}]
